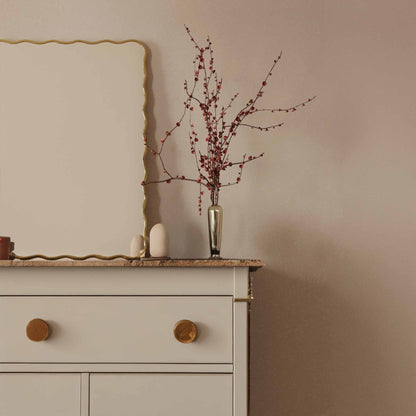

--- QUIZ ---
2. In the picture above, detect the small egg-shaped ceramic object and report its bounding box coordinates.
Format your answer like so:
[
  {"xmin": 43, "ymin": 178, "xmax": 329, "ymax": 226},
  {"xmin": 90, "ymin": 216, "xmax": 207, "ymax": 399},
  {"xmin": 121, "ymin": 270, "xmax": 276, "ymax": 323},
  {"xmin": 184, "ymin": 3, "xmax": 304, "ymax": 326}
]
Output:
[
  {"xmin": 150, "ymin": 223, "xmax": 169, "ymax": 258},
  {"xmin": 130, "ymin": 235, "xmax": 145, "ymax": 257}
]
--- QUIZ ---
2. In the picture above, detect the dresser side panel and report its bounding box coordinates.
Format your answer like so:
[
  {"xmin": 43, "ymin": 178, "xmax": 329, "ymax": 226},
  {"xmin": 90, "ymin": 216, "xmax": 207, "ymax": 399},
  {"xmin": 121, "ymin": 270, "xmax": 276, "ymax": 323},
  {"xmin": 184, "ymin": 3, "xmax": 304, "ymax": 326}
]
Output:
[{"xmin": 234, "ymin": 268, "xmax": 249, "ymax": 416}]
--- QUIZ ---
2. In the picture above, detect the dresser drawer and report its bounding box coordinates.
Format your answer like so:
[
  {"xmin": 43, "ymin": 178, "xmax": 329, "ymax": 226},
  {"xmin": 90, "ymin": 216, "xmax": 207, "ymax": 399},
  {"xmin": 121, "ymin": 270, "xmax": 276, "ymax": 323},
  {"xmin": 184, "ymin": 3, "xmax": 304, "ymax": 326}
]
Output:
[
  {"xmin": 0, "ymin": 296, "xmax": 232, "ymax": 363},
  {"xmin": 90, "ymin": 373, "xmax": 232, "ymax": 416},
  {"xmin": 0, "ymin": 374, "xmax": 80, "ymax": 416}
]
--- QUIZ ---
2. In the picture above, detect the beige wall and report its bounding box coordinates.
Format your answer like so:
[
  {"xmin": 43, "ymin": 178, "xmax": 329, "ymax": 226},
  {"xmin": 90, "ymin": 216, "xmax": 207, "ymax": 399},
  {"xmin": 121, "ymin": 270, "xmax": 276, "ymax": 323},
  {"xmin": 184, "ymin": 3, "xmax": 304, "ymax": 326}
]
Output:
[{"xmin": 1, "ymin": 0, "xmax": 415, "ymax": 414}]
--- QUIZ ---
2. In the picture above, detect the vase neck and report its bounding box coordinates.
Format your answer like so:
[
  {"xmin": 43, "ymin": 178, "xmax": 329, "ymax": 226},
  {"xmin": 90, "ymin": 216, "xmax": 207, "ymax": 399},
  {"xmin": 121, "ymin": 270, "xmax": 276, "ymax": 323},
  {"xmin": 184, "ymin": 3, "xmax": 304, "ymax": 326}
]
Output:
[{"xmin": 210, "ymin": 187, "xmax": 220, "ymax": 206}]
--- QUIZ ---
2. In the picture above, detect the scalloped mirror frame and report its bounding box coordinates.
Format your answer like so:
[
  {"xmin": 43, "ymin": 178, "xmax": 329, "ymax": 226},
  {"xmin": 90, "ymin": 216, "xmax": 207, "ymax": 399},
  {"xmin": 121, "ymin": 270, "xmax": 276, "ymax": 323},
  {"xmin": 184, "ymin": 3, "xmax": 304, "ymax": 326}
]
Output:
[{"xmin": 0, "ymin": 39, "xmax": 148, "ymax": 256}]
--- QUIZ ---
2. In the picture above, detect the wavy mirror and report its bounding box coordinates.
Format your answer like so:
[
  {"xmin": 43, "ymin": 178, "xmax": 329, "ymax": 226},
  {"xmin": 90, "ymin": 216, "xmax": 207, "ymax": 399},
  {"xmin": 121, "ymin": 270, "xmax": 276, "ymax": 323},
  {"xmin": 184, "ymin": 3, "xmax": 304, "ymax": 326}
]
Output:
[{"xmin": 0, "ymin": 40, "xmax": 146, "ymax": 256}]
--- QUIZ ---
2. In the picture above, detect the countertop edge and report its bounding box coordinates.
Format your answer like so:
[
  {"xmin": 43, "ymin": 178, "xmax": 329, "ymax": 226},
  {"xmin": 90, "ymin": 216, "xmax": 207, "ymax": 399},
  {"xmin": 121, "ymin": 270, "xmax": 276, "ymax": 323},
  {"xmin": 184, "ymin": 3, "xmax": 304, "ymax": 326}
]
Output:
[{"xmin": 0, "ymin": 259, "xmax": 265, "ymax": 271}]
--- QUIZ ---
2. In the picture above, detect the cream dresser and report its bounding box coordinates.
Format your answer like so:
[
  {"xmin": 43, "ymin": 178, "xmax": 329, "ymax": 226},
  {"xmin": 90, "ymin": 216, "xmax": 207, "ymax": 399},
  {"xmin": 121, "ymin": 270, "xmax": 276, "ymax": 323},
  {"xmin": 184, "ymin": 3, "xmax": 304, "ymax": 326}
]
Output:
[{"xmin": 0, "ymin": 259, "xmax": 263, "ymax": 416}]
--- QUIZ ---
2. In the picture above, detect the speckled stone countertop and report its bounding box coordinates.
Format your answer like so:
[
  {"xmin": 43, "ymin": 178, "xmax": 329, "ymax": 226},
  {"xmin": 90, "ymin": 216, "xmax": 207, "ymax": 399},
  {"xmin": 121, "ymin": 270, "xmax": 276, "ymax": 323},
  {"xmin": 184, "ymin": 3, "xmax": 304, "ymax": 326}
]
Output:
[{"xmin": 0, "ymin": 259, "xmax": 264, "ymax": 271}]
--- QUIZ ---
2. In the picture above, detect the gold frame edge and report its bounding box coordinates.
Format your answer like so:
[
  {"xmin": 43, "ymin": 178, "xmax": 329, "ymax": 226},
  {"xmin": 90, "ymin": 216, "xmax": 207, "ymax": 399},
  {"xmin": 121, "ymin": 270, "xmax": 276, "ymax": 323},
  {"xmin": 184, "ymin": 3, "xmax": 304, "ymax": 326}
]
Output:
[{"xmin": 0, "ymin": 38, "xmax": 149, "ymax": 255}]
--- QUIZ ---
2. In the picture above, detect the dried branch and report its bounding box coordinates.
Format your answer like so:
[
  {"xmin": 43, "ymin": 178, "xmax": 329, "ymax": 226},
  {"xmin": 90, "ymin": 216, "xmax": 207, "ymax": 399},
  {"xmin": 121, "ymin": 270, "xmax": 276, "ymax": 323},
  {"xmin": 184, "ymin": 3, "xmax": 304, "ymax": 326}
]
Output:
[{"xmin": 142, "ymin": 26, "xmax": 315, "ymax": 213}]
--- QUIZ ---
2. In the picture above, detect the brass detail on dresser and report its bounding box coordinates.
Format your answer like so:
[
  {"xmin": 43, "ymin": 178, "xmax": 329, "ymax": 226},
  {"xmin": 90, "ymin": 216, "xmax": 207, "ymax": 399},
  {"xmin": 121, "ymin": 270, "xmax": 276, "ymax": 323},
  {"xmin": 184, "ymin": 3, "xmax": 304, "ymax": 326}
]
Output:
[
  {"xmin": 234, "ymin": 296, "xmax": 254, "ymax": 303},
  {"xmin": 173, "ymin": 320, "xmax": 198, "ymax": 343},
  {"xmin": 26, "ymin": 318, "xmax": 49, "ymax": 342}
]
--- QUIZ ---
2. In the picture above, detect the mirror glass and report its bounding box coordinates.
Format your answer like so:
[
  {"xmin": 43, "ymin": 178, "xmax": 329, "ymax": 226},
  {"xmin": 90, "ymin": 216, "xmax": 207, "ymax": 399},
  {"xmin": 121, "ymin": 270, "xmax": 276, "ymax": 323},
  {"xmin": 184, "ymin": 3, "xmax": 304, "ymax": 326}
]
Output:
[{"xmin": 0, "ymin": 41, "xmax": 146, "ymax": 256}]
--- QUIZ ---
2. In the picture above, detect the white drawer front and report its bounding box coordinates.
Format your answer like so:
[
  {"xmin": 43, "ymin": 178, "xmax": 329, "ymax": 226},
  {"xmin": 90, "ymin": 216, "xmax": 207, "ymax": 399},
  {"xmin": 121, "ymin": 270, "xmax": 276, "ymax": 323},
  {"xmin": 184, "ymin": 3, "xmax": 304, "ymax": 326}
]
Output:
[
  {"xmin": 90, "ymin": 374, "xmax": 232, "ymax": 416},
  {"xmin": 0, "ymin": 296, "xmax": 232, "ymax": 363},
  {"xmin": 0, "ymin": 373, "xmax": 80, "ymax": 416}
]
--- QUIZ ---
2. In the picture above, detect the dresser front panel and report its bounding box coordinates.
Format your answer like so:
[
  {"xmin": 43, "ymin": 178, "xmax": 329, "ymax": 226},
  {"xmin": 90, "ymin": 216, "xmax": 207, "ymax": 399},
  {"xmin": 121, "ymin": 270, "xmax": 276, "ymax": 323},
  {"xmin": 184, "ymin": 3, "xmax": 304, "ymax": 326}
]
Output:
[
  {"xmin": 0, "ymin": 373, "xmax": 80, "ymax": 416},
  {"xmin": 0, "ymin": 296, "xmax": 232, "ymax": 363},
  {"xmin": 90, "ymin": 373, "xmax": 232, "ymax": 416},
  {"xmin": 0, "ymin": 267, "xmax": 235, "ymax": 296}
]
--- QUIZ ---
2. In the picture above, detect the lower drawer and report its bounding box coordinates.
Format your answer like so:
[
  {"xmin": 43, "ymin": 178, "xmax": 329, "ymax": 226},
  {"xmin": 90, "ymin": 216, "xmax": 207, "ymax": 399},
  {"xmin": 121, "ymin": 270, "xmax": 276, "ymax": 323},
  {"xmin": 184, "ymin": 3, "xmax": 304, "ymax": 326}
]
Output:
[
  {"xmin": 0, "ymin": 296, "xmax": 232, "ymax": 363},
  {"xmin": 90, "ymin": 373, "xmax": 232, "ymax": 416},
  {"xmin": 0, "ymin": 373, "xmax": 80, "ymax": 416}
]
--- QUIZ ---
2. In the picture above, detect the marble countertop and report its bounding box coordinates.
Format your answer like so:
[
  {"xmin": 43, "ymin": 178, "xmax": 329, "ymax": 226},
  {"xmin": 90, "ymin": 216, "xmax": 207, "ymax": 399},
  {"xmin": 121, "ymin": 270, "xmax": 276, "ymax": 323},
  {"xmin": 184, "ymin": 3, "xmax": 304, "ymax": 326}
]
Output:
[{"xmin": 0, "ymin": 258, "xmax": 264, "ymax": 271}]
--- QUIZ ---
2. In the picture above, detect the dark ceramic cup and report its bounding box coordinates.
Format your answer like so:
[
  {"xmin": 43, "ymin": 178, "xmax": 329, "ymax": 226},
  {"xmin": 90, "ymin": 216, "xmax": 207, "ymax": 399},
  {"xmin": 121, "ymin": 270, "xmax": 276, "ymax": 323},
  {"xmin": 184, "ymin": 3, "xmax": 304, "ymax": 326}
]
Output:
[{"xmin": 0, "ymin": 236, "xmax": 14, "ymax": 260}]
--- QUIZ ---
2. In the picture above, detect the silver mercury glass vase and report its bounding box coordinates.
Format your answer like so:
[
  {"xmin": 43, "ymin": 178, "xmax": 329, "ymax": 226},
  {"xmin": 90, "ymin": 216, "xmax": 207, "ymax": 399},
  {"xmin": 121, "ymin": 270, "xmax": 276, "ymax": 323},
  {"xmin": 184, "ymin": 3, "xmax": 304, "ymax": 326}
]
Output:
[{"xmin": 208, "ymin": 205, "xmax": 223, "ymax": 258}]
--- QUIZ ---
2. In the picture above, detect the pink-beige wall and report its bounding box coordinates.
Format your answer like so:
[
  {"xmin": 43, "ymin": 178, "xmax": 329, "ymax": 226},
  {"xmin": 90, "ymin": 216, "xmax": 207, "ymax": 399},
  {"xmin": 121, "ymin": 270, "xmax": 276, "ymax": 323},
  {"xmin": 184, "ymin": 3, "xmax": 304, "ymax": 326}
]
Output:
[{"xmin": 1, "ymin": 0, "xmax": 415, "ymax": 414}]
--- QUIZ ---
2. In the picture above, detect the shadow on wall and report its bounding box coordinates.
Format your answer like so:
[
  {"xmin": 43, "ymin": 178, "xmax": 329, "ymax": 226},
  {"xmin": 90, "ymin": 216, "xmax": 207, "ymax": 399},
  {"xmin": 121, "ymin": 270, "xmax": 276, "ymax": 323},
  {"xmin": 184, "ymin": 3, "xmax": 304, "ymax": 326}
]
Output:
[
  {"xmin": 143, "ymin": 41, "xmax": 200, "ymax": 253},
  {"xmin": 142, "ymin": 43, "xmax": 161, "ymax": 233},
  {"xmin": 250, "ymin": 224, "xmax": 393, "ymax": 416}
]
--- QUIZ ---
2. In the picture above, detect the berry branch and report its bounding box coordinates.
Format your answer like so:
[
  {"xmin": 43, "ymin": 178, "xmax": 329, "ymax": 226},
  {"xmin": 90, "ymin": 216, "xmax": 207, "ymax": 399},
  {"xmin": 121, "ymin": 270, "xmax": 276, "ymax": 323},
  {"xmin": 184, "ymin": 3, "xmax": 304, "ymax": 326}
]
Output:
[{"xmin": 142, "ymin": 26, "xmax": 315, "ymax": 214}]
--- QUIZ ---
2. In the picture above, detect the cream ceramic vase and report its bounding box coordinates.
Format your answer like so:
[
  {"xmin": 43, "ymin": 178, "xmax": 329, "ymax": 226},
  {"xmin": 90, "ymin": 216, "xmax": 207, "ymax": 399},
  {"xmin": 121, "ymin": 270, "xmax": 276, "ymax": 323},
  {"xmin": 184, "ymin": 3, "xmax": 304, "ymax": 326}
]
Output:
[
  {"xmin": 149, "ymin": 224, "xmax": 169, "ymax": 258},
  {"xmin": 130, "ymin": 235, "xmax": 145, "ymax": 258}
]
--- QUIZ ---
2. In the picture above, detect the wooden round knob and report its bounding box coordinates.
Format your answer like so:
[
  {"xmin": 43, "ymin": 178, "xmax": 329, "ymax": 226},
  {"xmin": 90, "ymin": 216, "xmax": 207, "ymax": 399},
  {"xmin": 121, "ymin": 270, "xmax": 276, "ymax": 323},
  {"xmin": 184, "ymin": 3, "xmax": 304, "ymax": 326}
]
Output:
[
  {"xmin": 26, "ymin": 318, "xmax": 49, "ymax": 342},
  {"xmin": 173, "ymin": 320, "xmax": 198, "ymax": 343}
]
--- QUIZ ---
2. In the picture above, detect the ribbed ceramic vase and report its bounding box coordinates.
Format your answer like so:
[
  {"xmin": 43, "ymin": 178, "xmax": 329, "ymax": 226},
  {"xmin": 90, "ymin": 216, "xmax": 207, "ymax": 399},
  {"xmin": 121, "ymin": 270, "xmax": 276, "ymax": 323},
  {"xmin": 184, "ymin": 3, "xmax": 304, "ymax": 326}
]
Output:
[{"xmin": 208, "ymin": 205, "xmax": 223, "ymax": 258}]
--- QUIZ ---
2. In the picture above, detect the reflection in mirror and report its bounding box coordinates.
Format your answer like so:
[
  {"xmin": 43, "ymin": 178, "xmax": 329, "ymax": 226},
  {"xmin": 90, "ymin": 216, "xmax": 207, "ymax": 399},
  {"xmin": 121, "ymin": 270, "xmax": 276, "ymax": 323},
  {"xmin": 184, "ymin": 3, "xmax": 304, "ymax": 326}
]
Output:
[{"xmin": 0, "ymin": 40, "xmax": 147, "ymax": 256}]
